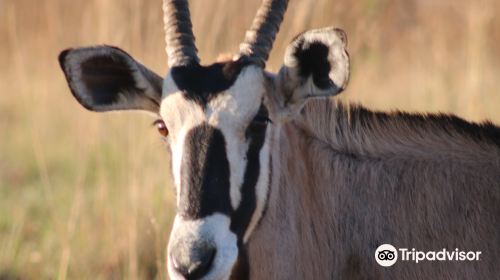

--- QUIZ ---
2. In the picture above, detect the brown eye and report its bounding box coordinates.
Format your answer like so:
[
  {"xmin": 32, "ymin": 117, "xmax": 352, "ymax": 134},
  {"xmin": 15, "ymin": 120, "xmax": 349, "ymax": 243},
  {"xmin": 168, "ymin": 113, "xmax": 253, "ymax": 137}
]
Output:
[{"xmin": 153, "ymin": 119, "xmax": 169, "ymax": 137}]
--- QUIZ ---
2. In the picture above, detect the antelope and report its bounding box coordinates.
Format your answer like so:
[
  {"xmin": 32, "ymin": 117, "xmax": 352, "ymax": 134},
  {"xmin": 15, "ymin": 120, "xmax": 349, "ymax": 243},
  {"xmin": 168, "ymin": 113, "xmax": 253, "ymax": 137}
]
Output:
[{"xmin": 59, "ymin": 0, "xmax": 500, "ymax": 279}]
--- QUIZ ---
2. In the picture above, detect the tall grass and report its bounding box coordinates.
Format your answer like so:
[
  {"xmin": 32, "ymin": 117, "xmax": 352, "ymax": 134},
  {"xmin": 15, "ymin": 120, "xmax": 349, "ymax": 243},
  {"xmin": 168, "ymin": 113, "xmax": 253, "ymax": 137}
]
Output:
[{"xmin": 1, "ymin": 0, "xmax": 499, "ymax": 279}]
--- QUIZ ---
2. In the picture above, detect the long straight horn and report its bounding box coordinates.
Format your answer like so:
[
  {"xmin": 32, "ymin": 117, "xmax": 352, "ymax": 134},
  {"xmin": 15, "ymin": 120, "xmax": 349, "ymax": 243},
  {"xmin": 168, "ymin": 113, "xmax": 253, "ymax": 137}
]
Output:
[
  {"xmin": 239, "ymin": 0, "xmax": 289, "ymax": 68},
  {"xmin": 163, "ymin": 0, "xmax": 199, "ymax": 67}
]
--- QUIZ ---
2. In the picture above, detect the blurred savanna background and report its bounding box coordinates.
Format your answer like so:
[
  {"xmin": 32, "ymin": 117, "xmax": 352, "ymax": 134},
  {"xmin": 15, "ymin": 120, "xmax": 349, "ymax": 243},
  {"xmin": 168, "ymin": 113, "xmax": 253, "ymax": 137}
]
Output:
[{"xmin": 1, "ymin": 0, "xmax": 499, "ymax": 279}]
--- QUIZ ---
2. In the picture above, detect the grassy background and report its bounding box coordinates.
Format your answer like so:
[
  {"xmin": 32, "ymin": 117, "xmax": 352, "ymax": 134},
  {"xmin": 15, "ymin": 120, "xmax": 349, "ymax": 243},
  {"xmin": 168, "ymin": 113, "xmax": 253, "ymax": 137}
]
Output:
[{"xmin": 1, "ymin": 0, "xmax": 499, "ymax": 279}]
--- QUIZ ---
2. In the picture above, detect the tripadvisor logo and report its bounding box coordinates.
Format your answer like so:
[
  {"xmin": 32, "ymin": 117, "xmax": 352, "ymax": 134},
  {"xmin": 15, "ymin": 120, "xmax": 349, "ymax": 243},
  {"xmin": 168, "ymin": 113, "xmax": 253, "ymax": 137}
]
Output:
[
  {"xmin": 375, "ymin": 244, "xmax": 398, "ymax": 267},
  {"xmin": 375, "ymin": 244, "xmax": 482, "ymax": 267}
]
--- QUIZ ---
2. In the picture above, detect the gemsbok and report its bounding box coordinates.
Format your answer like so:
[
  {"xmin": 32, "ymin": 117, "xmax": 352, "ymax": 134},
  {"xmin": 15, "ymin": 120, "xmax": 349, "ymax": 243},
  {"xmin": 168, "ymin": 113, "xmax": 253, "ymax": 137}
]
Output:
[{"xmin": 59, "ymin": 0, "xmax": 500, "ymax": 279}]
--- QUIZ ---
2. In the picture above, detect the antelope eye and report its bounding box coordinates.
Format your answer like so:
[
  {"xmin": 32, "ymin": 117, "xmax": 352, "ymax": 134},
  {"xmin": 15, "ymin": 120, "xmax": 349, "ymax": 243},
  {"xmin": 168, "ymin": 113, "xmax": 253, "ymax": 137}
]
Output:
[{"xmin": 153, "ymin": 119, "xmax": 169, "ymax": 137}]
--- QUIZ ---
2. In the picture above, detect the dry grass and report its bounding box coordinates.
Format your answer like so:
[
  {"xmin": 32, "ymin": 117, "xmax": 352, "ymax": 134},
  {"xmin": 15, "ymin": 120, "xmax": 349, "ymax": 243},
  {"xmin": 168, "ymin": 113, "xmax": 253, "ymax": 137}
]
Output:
[{"xmin": 1, "ymin": 0, "xmax": 499, "ymax": 279}]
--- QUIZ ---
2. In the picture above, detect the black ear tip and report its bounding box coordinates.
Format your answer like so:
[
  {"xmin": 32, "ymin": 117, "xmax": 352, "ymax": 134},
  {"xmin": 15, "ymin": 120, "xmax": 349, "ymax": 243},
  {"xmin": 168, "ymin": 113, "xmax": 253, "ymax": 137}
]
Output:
[{"xmin": 58, "ymin": 48, "xmax": 73, "ymax": 70}]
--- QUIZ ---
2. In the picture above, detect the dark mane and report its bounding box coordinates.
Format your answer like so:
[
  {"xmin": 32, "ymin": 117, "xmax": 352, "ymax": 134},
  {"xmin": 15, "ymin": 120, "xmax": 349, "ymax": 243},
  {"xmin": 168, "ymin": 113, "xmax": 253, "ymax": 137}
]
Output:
[
  {"xmin": 351, "ymin": 104, "xmax": 500, "ymax": 149},
  {"xmin": 298, "ymin": 99, "xmax": 500, "ymax": 159}
]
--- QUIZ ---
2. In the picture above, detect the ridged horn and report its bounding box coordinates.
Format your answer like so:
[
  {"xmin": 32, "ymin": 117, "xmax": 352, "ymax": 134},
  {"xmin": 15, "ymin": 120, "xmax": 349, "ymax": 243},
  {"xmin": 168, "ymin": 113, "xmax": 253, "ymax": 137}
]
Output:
[
  {"xmin": 163, "ymin": 0, "xmax": 199, "ymax": 67},
  {"xmin": 239, "ymin": 0, "xmax": 289, "ymax": 68}
]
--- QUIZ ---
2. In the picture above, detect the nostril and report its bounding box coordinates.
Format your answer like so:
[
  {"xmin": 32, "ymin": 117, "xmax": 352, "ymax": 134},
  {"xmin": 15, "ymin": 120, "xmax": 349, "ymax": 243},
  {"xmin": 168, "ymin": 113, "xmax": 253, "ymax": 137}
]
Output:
[{"xmin": 171, "ymin": 245, "xmax": 216, "ymax": 280}]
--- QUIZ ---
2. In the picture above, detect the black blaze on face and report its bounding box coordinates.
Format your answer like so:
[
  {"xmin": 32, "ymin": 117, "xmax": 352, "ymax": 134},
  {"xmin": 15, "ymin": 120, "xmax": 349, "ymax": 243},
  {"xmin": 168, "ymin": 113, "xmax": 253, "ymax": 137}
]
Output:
[
  {"xmin": 179, "ymin": 124, "xmax": 232, "ymax": 219},
  {"xmin": 176, "ymin": 105, "xmax": 269, "ymax": 244},
  {"xmin": 229, "ymin": 105, "xmax": 269, "ymax": 280},
  {"xmin": 230, "ymin": 104, "xmax": 269, "ymax": 240},
  {"xmin": 172, "ymin": 56, "xmax": 270, "ymax": 244}
]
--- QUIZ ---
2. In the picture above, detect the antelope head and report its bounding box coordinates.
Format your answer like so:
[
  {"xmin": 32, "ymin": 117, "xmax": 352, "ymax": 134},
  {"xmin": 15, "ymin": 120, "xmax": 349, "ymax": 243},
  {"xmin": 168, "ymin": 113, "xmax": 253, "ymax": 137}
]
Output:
[{"xmin": 58, "ymin": 0, "xmax": 349, "ymax": 279}]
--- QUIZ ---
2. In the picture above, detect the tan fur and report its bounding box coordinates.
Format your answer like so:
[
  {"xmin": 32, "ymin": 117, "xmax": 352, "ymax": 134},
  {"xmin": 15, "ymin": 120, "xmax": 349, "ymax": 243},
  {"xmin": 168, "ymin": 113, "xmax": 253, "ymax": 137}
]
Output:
[
  {"xmin": 247, "ymin": 98, "xmax": 500, "ymax": 279},
  {"xmin": 216, "ymin": 53, "xmax": 237, "ymax": 62}
]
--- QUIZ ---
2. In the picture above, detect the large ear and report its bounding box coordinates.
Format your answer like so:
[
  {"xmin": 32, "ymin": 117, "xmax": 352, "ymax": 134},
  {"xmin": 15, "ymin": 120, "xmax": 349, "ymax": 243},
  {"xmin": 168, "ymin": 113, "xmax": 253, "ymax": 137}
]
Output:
[
  {"xmin": 59, "ymin": 46, "xmax": 163, "ymax": 112},
  {"xmin": 272, "ymin": 27, "xmax": 349, "ymax": 117}
]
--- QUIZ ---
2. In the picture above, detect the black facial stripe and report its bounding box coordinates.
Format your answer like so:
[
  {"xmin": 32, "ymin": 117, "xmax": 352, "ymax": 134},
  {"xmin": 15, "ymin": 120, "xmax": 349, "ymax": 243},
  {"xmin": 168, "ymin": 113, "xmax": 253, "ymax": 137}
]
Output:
[
  {"xmin": 179, "ymin": 124, "xmax": 232, "ymax": 219},
  {"xmin": 228, "ymin": 105, "xmax": 269, "ymax": 280},
  {"xmin": 170, "ymin": 59, "xmax": 250, "ymax": 106},
  {"xmin": 230, "ymin": 104, "xmax": 269, "ymax": 240}
]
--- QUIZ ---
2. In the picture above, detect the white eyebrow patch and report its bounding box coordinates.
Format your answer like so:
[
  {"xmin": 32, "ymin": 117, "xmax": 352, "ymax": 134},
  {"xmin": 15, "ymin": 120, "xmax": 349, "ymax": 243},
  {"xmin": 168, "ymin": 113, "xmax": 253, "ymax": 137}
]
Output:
[
  {"xmin": 207, "ymin": 65, "xmax": 266, "ymax": 127},
  {"xmin": 160, "ymin": 75, "xmax": 205, "ymax": 205}
]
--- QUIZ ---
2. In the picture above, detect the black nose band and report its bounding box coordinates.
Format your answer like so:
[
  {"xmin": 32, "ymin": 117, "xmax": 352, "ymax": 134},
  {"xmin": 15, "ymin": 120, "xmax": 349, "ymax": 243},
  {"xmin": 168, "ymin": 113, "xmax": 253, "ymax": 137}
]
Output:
[
  {"xmin": 176, "ymin": 104, "xmax": 269, "ymax": 243},
  {"xmin": 179, "ymin": 123, "xmax": 232, "ymax": 219}
]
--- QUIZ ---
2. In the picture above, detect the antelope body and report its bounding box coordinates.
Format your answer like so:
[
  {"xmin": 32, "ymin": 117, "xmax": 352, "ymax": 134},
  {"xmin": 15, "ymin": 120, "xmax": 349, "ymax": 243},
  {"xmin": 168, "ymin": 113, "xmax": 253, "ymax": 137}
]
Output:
[{"xmin": 59, "ymin": 0, "xmax": 500, "ymax": 279}]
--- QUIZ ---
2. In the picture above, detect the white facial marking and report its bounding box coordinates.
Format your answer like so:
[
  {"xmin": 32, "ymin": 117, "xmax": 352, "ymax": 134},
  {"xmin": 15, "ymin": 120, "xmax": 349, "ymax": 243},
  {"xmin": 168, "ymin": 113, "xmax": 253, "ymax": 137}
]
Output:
[
  {"xmin": 207, "ymin": 65, "xmax": 266, "ymax": 210},
  {"xmin": 161, "ymin": 75, "xmax": 204, "ymax": 205},
  {"xmin": 161, "ymin": 65, "xmax": 273, "ymax": 279},
  {"xmin": 243, "ymin": 126, "xmax": 271, "ymax": 242},
  {"xmin": 167, "ymin": 214, "xmax": 238, "ymax": 280},
  {"xmin": 161, "ymin": 66, "xmax": 268, "ymax": 210}
]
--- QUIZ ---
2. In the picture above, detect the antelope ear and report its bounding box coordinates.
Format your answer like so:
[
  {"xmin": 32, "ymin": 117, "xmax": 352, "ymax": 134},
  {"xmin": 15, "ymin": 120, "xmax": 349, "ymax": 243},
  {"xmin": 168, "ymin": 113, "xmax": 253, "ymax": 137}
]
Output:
[
  {"xmin": 59, "ymin": 46, "xmax": 163, "ymax": 112},
  {"xmin": 273, "ymin": 27, "xmax": 349, "ymax": 116}
]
